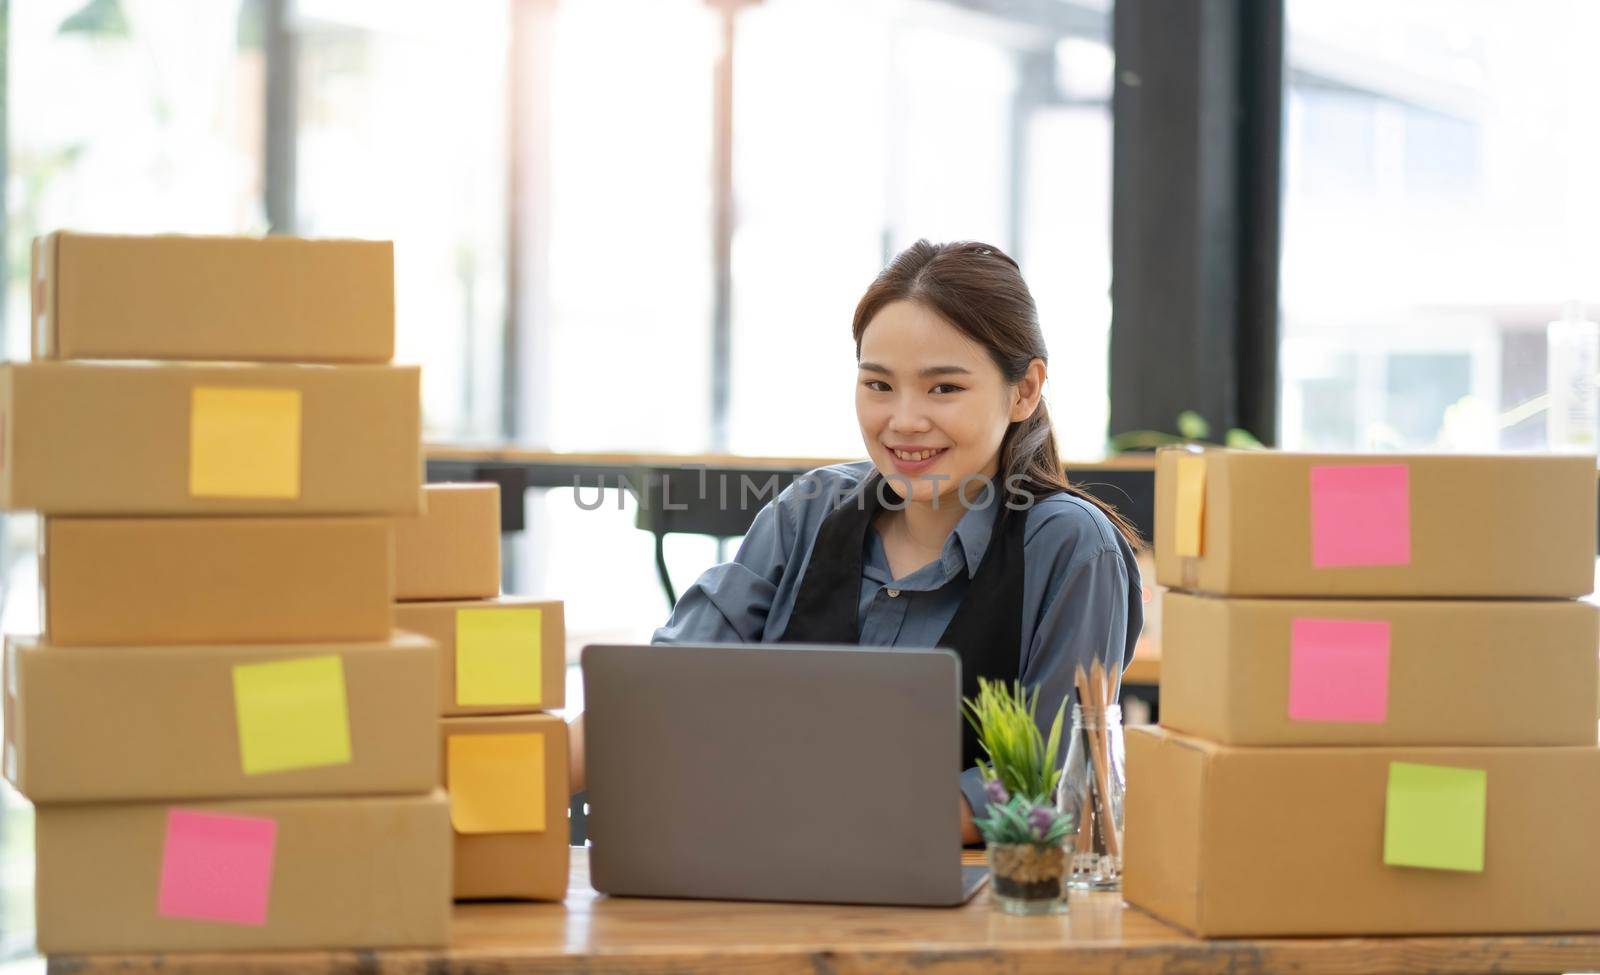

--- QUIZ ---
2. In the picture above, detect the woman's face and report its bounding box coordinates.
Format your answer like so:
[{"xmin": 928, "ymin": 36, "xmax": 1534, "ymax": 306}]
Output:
[{"xmin": 856, "ymin": 299, "xmax": 1040, "ymax": 505}]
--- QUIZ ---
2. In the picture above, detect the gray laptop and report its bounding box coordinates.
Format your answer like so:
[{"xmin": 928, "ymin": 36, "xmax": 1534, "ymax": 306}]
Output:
[{"xmin": 582, "ymin": 642, "xmax": 988, "ymax": 907}]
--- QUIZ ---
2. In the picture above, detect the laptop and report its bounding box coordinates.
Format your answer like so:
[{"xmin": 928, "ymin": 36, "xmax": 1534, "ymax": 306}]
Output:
[{"xmin": 582, "ymin": 642, "xmax": 989, "ymax": 907}]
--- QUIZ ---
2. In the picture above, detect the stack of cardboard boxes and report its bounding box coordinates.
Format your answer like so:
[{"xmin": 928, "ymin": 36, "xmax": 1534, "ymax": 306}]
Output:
[
  {"xmin": 392, "ymin": 483, "xmax": 569, "ymax": 901},
  {"xmin": 1126, "ymin": 447, "xmax": 1600, "ymax": 936},
  {"xmin": 3, "ymin": 232, "xmax": 450, "ymax": 954}
]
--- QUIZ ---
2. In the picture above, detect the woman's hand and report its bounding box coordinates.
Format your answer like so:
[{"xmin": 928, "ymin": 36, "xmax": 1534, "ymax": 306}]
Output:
[
  {"xmin": 960, "ymin": 793, "xmax": 982, "ymax": 845},
  {"xmin": 569, "ymin": 712, "xmax": 585, "ymax": 795}
]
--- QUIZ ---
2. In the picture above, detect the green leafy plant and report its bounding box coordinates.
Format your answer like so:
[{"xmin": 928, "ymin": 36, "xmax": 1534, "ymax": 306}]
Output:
[
  {"xmin": 963, "ymin": 679, "xmax": 1074, "ymax": 846},
  {"xmin": 1106, "ymin": 410, "xmax": 1265, "ymax": 453},
  {"xmin": 963, "ymin": 678, "xmax": 1067, "ymax": 801}
]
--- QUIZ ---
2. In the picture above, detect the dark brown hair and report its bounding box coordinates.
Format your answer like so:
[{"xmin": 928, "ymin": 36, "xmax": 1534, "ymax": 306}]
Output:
[{"xmin": 851, "ymin": 239, "xmax": 1142, "ymax": 548}]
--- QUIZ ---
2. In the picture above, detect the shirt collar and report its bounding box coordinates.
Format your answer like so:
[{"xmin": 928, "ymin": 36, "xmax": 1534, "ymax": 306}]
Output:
[
  {"xmin": 945, "ymin": 479, "xmax": 1003, "ymax": 579},
  {"xmin": 861, "ymin": 476, "xmax": 1006, "ymax": 587}
]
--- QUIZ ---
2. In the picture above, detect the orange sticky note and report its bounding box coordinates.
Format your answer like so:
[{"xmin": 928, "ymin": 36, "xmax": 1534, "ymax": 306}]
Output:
[
  {"xmin": 1174, "ymin": 455, "xmax": 1206, "ymax": 557},
  {"xmin": 456, "ymin": 608, "xmax": 542, "ymax": 707},
  {"xmin": 190, "ymin": 387, "xmax": 302, "ymax": 499},
  {"xmin": 447, "ymin": 733, "xmax": 546, "ymax": 834}
]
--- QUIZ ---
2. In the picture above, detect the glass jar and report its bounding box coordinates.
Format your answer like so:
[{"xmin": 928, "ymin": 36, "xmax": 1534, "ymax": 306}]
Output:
[
  {"xmin": 1055, "ymin": 703, "xmax": 1125, "ymax": 890},
  {"xmin": 985, "ymin": 840, "xmax": 1068, "ymax": 915}
]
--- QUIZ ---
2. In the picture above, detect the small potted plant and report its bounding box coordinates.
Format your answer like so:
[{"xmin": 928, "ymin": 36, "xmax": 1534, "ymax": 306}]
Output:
[{"xmin": 964, "ymin": 678, "xmax": 1074, "ymax": 915}]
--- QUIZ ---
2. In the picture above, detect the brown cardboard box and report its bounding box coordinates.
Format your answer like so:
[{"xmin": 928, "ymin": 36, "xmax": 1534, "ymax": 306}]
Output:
[
  {"xmin": 1160, "ymin": 591, "xmax": 1599, "ymax": 746},
  {"xmin": 42, "ymin": 516, "xmax": 393, "ymax": 646},
  {"xmin": 35, "ymin": 791, "xmax": 450, "ymax": 954},
  {"xmin": 395, "ymin": 483, "xmax": 502, "ymax": 601},
  {"xmin": 1153, "ymin": 448, "xmax": 1596, "ymax": 597},
  {"xmin": 0, "ymin": 361, "xmax": 422, "ymax": 515},
  {"xmin": 5, "ymin": 633, "xmax": 438, "ymax": 802},
  {"xmin": 1124, "ymin": 726, "xmax": 1600, "ymax": 936},
  {"xmin": 441, "ymin": 713, "xmax": 569, "ymax": 901},
  {"xmin": 394, "ymin": 597, "xmax": 565, "ymax": 715},
  {"xmin": 31, "ymin": 231, "xmax": 393, "ymax": 362}
]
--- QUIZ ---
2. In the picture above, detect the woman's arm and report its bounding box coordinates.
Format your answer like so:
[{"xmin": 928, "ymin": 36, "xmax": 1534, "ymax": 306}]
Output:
[
  {"xmin": 651, "ymin": 495, "xmax": 793, "ymax": 644},
  {"xmin": 960, "ymin": 793, "xmax": 981, "ymax": 844}
]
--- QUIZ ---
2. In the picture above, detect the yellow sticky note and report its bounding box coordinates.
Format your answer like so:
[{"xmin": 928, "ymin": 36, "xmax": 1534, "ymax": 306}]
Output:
[
  {"xmin": 1174, "ymin": 455, "xmax": 1206, "ymax": 557},
  {"xmin": 232, "ymin": 655, "xmax": 351, "ymax": 775},
  {"xmin": 456, "ymin": 608, "xmax": 542, "ymax": 707},
  {"xmin": 1383, "ymin": 762, "xmax": 1487, "ymax": 873},
  {"xmin": 190, "ymin": 386, "xmax": 302, "ymax": 499},
  {"xmin": 447, "ymin": 733, "xmax": 546, "ymax": 833}
]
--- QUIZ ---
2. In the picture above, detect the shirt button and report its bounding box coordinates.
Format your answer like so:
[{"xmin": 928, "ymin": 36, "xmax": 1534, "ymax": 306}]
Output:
[{"xmin": 886, "ymin": 588, "xmax": 901, "ymax": 598}]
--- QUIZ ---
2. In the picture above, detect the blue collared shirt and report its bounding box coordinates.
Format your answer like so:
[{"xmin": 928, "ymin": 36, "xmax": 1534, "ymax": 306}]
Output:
[{"xmin": 652, "ymin": 460, "xmax": 1144, "ymax": 820}]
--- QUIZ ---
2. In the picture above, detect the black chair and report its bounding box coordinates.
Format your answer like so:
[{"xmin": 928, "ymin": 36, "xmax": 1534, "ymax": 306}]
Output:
[{"xmin": 630, "ymin": 465, "xmax": 802, "ymax": 605}]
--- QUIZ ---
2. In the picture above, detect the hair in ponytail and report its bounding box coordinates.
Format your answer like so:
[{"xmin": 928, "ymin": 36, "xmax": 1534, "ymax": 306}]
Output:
[{"xmin": 851, "ymin": 239, "xmax": 1143, "ymax": 549}]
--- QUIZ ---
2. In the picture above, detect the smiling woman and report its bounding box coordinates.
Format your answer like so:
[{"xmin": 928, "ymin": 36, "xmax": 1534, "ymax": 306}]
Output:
[
  {"xmin": 642, "ymin": 239, "xmax": 1146, "ymax": 846},
  {"xmin": 850, "ymin": 240, "xmax": 1140, "ymax": 539}
]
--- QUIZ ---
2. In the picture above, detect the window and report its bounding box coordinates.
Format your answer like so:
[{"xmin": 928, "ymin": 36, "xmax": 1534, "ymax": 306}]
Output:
[
  {"xmin": 728, "ymin": 0, "xmax": 1114, "ymax": 460},
  {"xmin": 1280, "ymin": 0, "xmax": 1600, "ymax": 451},
  {"xmin": 294, "ymin": 0, "xmax": 509, "ymax": 442},
  {"xmin": 540, "ymin": 0, "xmax": 716, "ymax": 453}
]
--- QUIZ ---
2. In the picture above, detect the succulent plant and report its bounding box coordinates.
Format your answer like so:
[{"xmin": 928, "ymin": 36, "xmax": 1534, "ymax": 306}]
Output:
[{"xmin": 976, "ymin": 794, "xmax": 1075, "ymax": 847}]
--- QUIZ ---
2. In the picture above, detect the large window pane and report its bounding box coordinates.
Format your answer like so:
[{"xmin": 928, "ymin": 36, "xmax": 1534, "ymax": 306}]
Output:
[
  {"xmin": 8, "ymin": 0, "xmax": 261, "ymax": 358},
  {"xmin": 1281, "ymin": 0, "xmax": 1600, "ymax": 451},
  {"xmin": 294, "ymin": 0, "xmax": 509, "ymax": 441},
  {"xmin": 729, "ymin": 0, "xmax": 1113, "ymax": 460},
  {"xmin": 542, "ymin": 0, "xmax": 715, "ymax": 453}
]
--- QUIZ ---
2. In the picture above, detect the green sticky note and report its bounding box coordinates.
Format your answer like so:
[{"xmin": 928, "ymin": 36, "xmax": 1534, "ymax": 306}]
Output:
[
  {"xmin": 456, "ymin": 608, "xmax": 542, "ymax": 707},
  {"xmin": 1383, "ymin": 761, "xmax": 1486, "ymax": 872},
  {"xmin": 232, "ymin": 655, "xmax": 352, "ymax": 775}
]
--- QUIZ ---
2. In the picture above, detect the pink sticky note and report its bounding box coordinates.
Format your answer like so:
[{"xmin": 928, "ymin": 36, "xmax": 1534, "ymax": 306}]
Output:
[
  {"xmin": 1308, "ymin": 464, "xmax": 1411, "ymax": 567},
  {"xmin": 158, "ymin": 809, "xmax": 277, "ymax": 926},
  {"xmin": 1289, "ymin": 617, "xmax": 1391, "ymax": 723}
]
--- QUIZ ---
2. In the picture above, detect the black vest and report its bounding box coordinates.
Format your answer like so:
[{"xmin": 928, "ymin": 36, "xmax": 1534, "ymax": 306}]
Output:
[{"xmin": 774, "ymin": 472, "xmax": 1028, "ymax": 769}]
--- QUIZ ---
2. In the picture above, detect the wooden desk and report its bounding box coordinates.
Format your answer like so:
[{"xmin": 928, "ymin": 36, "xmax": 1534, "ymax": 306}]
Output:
[{"xmin": 55, "ymin": 849, "xmax": 1600, "ymax": 974}]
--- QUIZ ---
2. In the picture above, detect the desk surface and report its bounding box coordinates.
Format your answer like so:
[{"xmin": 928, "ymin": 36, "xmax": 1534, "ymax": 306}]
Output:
[{"xmin": 55, "ymin": 849, "xmax": 1600, "ymax": 974}]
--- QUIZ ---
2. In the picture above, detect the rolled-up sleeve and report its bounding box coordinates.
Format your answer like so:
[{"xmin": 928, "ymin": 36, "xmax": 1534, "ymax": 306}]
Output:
[{"xmin": 651, "ymin": 496, "xmax": 792, "ymax": 645}]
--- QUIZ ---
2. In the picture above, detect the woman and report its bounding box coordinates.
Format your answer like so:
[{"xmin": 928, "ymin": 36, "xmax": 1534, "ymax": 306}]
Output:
[{"xmin": 645, "ymin": 239, "xmax": 1144, "ymax": 844}]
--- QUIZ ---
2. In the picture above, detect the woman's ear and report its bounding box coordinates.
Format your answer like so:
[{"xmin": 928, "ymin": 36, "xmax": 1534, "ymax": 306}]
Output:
[{"xmin": 1010, "ymin": 359, "xmax": 1046, "ymax": 422}]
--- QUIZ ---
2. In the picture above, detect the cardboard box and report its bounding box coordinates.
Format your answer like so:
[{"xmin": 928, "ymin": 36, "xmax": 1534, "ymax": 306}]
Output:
[
  {"xmin": 1153, "ymin": 448, "xmax": 1596, "ymax": 597},
  {"xmin": 31, "ymin": 231, "xmax": 393, "ymax": 362},
  {"xmin": 35, "ymin": 791, "xmax": 450, "ymax": 954},
  {"xmin": 394, "ymin": 597, "xmax": 565, "ymax": 715},
  {"xmin": 0, "ymin": 361, "xmax": 422, "ymax": 515},
  {"xmin": 442, "ymin": 713, "xmax": 569, "ymax": 901},
  {"xmin": 395, "ymin": 483, "xmax": 502, "ymax": 601},
  {"xmin": 5, "ymin": 633, "xmax": 438, "ymax": 802},
  {"xmin": 1160, "ymin": 591, "xmax": 1599, "ymax": 746},
  {"xmin": 42, "ymin": 516, "xmax": 393, "ymax": 646},
  {"xmin": 1124, "ymin": 726, "xmax": 1600, "ymax": 936}
]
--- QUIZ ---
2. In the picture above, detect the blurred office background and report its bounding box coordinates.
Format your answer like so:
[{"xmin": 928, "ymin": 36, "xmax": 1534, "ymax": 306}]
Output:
[{"xmin": 2, "ymin": 0, "xmax": 1600, "ymax": 961}]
